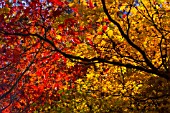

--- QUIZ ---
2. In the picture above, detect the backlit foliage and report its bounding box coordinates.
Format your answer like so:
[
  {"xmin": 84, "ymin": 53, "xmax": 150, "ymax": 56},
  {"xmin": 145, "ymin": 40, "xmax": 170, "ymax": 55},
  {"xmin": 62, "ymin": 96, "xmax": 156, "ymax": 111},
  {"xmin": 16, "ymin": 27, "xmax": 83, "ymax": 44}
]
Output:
[
  {"xmin": 34, "ymin": 65, "xmax": 170, "ymax": 112},
  {"xmin": 1, "ymin": 0, "xmax": 170, "ymax": 112}
]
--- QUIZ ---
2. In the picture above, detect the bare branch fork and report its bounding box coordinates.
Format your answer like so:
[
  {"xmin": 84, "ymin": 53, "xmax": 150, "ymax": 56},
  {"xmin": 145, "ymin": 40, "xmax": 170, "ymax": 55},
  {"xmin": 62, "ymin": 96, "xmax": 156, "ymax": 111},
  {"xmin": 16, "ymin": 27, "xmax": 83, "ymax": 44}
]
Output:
[
  {"xmin": 101, "ymin": 0, "xmax": 170, "ymax": 80},
  {"xmin": 1, "ymin": 28, "xmax": 169, "ymax": 80},
  {"xmin": 0, "ymin": 1, "xmax": 170, "ymax": 90}
]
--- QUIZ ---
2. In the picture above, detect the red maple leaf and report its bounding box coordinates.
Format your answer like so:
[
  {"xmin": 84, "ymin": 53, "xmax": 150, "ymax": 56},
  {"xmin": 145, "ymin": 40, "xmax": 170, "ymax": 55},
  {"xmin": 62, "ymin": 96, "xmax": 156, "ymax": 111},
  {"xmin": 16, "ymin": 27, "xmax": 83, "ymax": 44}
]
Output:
[{"xmin": 50, "ymin": 0, "xmax": 63, "ymax": 6}]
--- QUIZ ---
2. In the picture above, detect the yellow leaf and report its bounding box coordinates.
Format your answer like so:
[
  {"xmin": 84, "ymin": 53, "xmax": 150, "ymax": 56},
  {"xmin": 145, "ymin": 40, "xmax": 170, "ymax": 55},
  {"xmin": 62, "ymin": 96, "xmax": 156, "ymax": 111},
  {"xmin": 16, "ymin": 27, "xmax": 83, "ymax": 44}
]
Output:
[
  {"xmin": 102, "ymin": 34, "xmax": 108, "ymax": 39},
  {"xmin": 107, "ymin": 30, "xmax": 113, "ymax": 37},
  {"xmin": 157, "ymin": 0, "xmax": 165, "ymax": 3},
  {"xmin": 103, "ymin": 86, "xmax": 107, "ymax": 92},
  {"xmin": 56, "ymin": 35, "xmax": 62, "ymax": 40},
  {"xmin": 101, "ymin": 40, "xmax": 106, "ymax": 46},
  {"xmin": 116, "ymin": 35, "xmax": 124, "ymax": 42},
  {"xmin": 68, "ymin": 3, "xmax": 75, "ymax": 7},
  {"xmin": 95, "ymin": 63, "xmax": 100, "ymax": 67},
  {"xmin": 97, "ymin": 25, "xmax": 103, "ymax": 33},
  {"xmin": 86, "ymin": 73, "xmax": 94, "ymax": 79},
  {"xmin": 66, "ymin": 61, "xmax": 75, "ymax": 67}
]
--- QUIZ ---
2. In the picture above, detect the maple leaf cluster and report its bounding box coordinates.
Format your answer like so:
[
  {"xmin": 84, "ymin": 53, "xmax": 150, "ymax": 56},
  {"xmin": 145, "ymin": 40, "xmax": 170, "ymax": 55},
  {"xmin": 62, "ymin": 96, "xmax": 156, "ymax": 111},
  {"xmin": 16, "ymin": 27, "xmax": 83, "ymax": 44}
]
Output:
[{"xmin": 1, "ymin": 0, "xmax": 170, "ymax": 112}]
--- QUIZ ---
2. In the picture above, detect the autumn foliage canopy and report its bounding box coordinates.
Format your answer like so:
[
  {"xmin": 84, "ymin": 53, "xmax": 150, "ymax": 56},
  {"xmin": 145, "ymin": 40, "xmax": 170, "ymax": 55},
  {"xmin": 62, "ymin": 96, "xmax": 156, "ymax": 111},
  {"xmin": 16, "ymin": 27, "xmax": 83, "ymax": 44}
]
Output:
[{"xmin": 1, "ymin": 0, "xmax": 170, "ymax": 112}]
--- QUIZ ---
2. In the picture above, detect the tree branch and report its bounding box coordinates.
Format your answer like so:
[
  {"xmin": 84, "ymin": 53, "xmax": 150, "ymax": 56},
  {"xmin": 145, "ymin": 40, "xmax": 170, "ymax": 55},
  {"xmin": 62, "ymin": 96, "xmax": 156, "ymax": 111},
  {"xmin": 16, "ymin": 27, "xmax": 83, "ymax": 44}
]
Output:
[
  {"xmin": 101, "ymin": 0, "xmax": 157, "ymax": 71},
  {"xmin": 0, "ymin": 50, "xmax": 39, "ymax": 100},
  {"xmin": 1, "ymin": 29, "xmax": 170, "ymax": 80},
  {"xmin": 0, "ymin": 63, "xmax": 11, "ymax": 70}
]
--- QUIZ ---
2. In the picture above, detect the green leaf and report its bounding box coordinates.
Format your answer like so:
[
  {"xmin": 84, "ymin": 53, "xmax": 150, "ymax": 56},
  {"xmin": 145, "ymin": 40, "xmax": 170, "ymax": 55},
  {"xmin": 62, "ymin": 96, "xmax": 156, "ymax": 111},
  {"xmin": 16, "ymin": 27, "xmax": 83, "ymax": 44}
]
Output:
[
  {"xmin": 58, "ymin": 89, "xmax": 64, "ymax": 94},
  {"xmin": 33, "ymin": 110, "xmax": 38, "ymax": 113}
]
